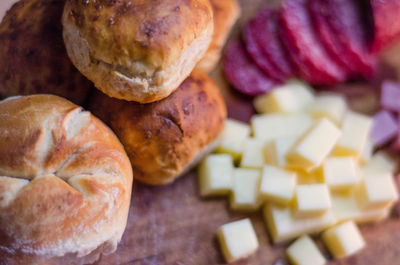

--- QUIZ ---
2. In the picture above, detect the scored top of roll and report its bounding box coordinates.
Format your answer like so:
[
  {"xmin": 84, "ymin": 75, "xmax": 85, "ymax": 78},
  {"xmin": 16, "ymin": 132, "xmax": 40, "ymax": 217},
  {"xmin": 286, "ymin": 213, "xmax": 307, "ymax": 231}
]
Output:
[{"xmin": 0, "ymin": 95, "xmax": 133, "ymax": 264}]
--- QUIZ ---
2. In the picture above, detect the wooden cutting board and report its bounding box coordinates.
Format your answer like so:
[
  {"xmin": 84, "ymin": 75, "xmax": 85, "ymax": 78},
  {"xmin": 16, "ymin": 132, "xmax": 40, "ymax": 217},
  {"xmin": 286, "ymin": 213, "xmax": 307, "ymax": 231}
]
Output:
[{"xmin": 76, "ymin": 0, "xmax": 400, "ymax": 264}]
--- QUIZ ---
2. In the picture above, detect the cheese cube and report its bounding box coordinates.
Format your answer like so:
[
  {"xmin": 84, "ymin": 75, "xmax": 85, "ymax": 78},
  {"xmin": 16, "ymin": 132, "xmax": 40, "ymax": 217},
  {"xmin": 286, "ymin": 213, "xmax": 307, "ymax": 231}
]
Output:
[
  {"xmin": 333, "ymin": 112, "xmax": 373, "ymax": 158},
  {"xmin": 216, "ymin": 119, "xmax": 250, "ymax": 160},
  {"xmin": 263, "ymin": 203, "xmax": 337, "ymax": 243},
  {"xmin": 332, "ymin": 195, "xmax": 390, "ymax": 224},
  {"xmin": 360, "ymin": 138, "xmax": 373, "ymax": 165},
  {"xmin": 361, "ymin": 152, "xmax": 396, "ymax": 177},
  {"xmin": 251, "ymin": 113, "xmax": 313, "ymax": 143},
  {"xmin": 230, "ymin": 168, "xmax": 261, "ymax": 211},
  {"xmin": 306, "ymin": 94, "xmax": 347, "ymax": 125},
  {"xmin": 240, "ymin": 138, "xmax": 265, "ymax": 169},
  {"xmin": 217, "ymin": 218, "xmax": 259, "ymax": 263},
  {"xmin": 198, "ymin": 154, "xmax": 233, "ymax": 197},
  {"xmin": 253, "ymin": 82, "xmax": 314, "ymax": 114},
  {"xmin": 264, "ymin": 137, "xmax": 297, "ymax": 167},
  {"xmin": 322, "ymin": 221, "xmax": 365, "ymax": 258},
  {"xmin": 286, "ymin": 119, "xmax": 341, "ymax": 171},
  {"xmin": 293, "ymin": 184, "xmax": 332, "ymax": 218},
  {"xmin": 286, "ymin": 236, "xmax": 326, "ymax": 265},
  {"xmin": 259, "ymin": 165, "xmax": 297, "ymax": 205},
  {"xmin": 355, "ymin": 174, "xmax": 399, "ymax": 210},
  {"xmin": 321, "ymin": 157, "xmax": 358, "ymax": 191}
]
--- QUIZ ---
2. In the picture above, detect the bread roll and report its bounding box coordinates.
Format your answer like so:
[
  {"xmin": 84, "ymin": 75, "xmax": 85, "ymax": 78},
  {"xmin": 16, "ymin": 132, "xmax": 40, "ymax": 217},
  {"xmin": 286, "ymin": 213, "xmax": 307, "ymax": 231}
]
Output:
[
  {"xmin": 0, "ymin": 0, "xmax": 93, "ymax": 105},
  {"xmin": 0, "ymin": 95, "xmax": 133, "ymax": 264},
  {"xmin": 62, "ymin": 0, "xmax": 214, "ymax": 103},
  {"xmin": 89, "ymin": 70, "xmax": 226, "ymax": 185},
  {"xmin": 197, "ymin": 0, "xmax": 241, "ymax": 72}
]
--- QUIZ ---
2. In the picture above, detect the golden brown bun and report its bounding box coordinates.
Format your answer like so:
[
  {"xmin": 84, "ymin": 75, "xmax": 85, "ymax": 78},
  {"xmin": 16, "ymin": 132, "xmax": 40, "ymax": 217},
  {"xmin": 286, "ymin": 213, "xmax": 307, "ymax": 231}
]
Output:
[
  {"xmin": 0, "ymin": 95, "xmax": 133, "ymax": 264},
  {"xmin": 62, "ymin": 0, "xmax": 214, "ymax": 103},
  {"xmin": 0, "ymin": 0, "xmax": 93, "ymax": 105},
  {"xmin": 89, "ymin": 70, "xmax": 226, "ymax": 185},
  {"xmin": 197, "ymin": 0, "xmax": 240, "ymax": 72}
]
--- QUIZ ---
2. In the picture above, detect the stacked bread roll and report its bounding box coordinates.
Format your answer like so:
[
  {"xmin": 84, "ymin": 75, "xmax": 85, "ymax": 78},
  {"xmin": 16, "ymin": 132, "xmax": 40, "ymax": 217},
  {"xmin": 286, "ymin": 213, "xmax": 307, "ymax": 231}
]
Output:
[
  {"xmin": 0, "ymin": 0, "xmax": 239, "ymax": 263},
  {"xmin": 62, "ymin": 0, "xmax": 239, "ymax": 185}
]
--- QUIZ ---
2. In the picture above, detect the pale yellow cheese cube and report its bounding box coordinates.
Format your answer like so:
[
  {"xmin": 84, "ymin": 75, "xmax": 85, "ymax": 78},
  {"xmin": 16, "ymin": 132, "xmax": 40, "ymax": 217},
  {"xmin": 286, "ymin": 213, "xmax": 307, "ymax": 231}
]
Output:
[
  {"xmin": 293, "ymin": 184, "xmax": 332, "ymax": 218},
  {"xmin": 322, "ymin": 221, "xmax": 365, "ymax": 258},
  {"xmin": 230, "ymin": 168, "xmax": 261, "ymax": 211},
  {"xmin": 263, "ymin": 203, "xmax": 337, "ymax": 243},
  {"xmin": 251, "ymin": 113, "xmax": 313, "ymax": 143},
  {"xmin": 321, "ymin": 157, "xmax": 358, "ymax": 191},
  {"xmin": 306, "ymin": 93, "xmax": 347, "ymax": 125},
  {"xmin": 360, "ymin": 138, "xmax": 373, "ymax": 165},
  {"xmin": 240, "ymin": 138, "xmax": 265, "ymax": 169},
  {"xmin": 253, "ymin": 82, "xmax": 314, "ymax": 114},
  {"xmin": 355, "ymin": 174, "xmax": 399, "ymax": 211},
  {"xmin": 361, "ymin": 151, "xmax": 396, "ymax": 177},
  {"xmin": 286, "ymin": 235, "xmax": 326, "ymax": 265},
  {"xmin": 264, "ymin": 137, "xmax": 297, "ymax": 167},
  {"xmin": 332, "ymin": 195, "xmax": 390, "ymax": 224},
  {"xmin": 198, "ymin": 154, "xmax": 233, "ymax": 197},
  {"xmin": 333, "ymin": 111, "xmax": 373, "ymax": 158},
  {"xmin": 286, "ymin": 119, "xmax": 341, "ymax": 171},
  {"xmin": 216, "ymin": 119, "xmax": 250, "ymax": 160},
  {"xmin": 217, "ymin": 218, "xmax": 259, "ymax": 263},
  {"xmin": 259, "ymin": 165, "xmax": 297, "ymax": 205}
]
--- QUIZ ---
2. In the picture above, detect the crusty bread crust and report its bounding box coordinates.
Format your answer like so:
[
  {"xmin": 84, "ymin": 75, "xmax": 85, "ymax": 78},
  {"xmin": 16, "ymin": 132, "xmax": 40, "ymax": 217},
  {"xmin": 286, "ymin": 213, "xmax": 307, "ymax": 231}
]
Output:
[
  {"xmin": 0, "ymin": 95, "xmax": 133, "ymax": 264},
  {"xmin": 197, "ymin": 0, "xmax": 240, "ymax": 73},
  {"xmin": 89, "ymin": 70, "xmax": 227, "ymax": 185},
  {"xmin": 62, "ymin": 0, "xmax": 214, "ymax": 103},
  {"xmin": 0, "ymin": 0, "xmax": 92, "ymax": 105}
]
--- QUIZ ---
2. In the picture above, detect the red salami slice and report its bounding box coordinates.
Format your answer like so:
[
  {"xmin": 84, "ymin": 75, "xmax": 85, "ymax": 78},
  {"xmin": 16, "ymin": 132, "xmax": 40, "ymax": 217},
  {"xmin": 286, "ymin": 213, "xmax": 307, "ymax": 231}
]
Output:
[
  {"xmin": 223, "ymin": 40, "xmax": 279, "ymax": 96},
  {"xmin": 308, "ymin": 0, "xmax": 353, "ymax": 74},
  {"xmin": 279, "ymin": 0, "xmax": 348, "ymax": 85},
  {"xmin": 250, "ymin": 9, "xmax": 293, "ymax": 79},
  {"xmin": 370, "ymin": 0, "xmax": 400, "ymax": 53},
  {"xmin": 243, "ymin": 20, "xmax": 285, "ymax": 81},
  {"xmin": 323, "ymin": 0, "xmax": 376, "ymax": 78}
]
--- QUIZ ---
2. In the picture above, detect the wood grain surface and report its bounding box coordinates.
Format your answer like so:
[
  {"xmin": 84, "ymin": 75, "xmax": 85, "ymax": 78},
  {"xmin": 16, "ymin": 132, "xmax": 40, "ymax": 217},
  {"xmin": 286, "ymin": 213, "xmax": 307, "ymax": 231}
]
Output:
[{"xmin": 69, "ymin": 0, "xmax": 400, "ymax": 264}]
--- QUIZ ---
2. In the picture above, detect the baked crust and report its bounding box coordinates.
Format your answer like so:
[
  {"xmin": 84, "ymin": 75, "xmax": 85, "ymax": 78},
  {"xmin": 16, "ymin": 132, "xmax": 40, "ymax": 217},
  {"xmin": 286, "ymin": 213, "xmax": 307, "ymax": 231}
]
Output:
[
  {"xmin": 197, "ymin": 0, "xmax": 240, "ymax": 72},
  {"xmin": 0, "ymin": 95, "xmax": 133, "ymax": 263},
  {"xmin": 0, "ymin": 0, "xmax": 92, "ymax": 105},
  {"xmin": 62, "ymin": 0, "xmax": 214, "ymax": 103},
  {"xmin": 89, "ymin": 70, "xmax": 226, "ymax": 185}
]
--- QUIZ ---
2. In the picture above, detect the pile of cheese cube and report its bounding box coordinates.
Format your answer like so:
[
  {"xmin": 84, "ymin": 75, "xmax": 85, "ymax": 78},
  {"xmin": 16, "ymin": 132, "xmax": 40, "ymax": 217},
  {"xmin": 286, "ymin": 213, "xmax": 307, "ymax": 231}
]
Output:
[{"xmin": 198, "ymin": 82, "xmax": 399, "ymax": 264}]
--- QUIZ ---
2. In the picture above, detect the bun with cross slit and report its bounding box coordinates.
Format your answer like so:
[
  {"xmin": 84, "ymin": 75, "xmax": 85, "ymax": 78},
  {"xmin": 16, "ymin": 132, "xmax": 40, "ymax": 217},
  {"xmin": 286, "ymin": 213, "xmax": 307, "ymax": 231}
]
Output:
[
  {"xmin": 0, "ymin": 95, "xmax": 133, "ymax": 264},
  {"xmin": 62, "ymin": 0, "xmax": 214, "ymax": 103}
]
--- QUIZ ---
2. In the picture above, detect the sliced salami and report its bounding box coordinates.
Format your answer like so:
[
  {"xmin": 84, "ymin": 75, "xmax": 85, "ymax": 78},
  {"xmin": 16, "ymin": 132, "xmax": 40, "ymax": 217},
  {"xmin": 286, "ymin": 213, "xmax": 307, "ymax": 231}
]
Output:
[
  {"xmin": 308, "ymin": 0, "xmax": 353, "ymax": 74},
  {"xmin": 370, "ymin": 0, "xmax": 400, "ymax": 53},
  {"xmin": 250, "ymin": 9, "xmax": 293, "ymax": 79},
  {"xmin": 223, "ymin": 40, "xmax": 279, "ymax": 96},
  {"xmin": 279, "ymin": 0, "xmax": 348, "ymax": 85},
  {"xmin": 323, "ymin": 0, "xmax": 376, "ymax": 78},
  {"xmin": 243, "ymin": 19, "xmax": 285, "ymax": 81}
]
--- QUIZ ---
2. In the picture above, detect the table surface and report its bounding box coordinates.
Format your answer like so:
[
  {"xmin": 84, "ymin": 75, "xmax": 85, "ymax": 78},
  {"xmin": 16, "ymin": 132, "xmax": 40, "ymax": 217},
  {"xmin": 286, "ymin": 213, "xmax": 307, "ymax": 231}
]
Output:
[{"xmin": 37, "ymin": 0, "xmax": 400, "ymax": 264}]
